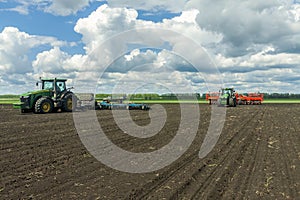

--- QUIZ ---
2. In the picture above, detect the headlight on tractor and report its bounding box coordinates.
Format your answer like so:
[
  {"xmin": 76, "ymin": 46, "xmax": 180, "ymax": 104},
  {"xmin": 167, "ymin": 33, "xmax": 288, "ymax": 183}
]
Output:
[{"xmin": 20, "ymin": 96, "xmax": 30, "ymax": 106}]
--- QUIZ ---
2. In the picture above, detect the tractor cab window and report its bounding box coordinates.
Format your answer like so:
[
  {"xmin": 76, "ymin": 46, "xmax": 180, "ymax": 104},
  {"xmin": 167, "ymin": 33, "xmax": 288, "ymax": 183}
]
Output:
[
  {"xmin": 56, "ymin": 81, "xmax": 66, "ymax": 92},
  {"xmin": 43, "ymin": 81, "xmax": 54, "ymax": 90},
  {"xmin": 222, "ymin": 89, "xmax": 232, "ymax": 95}
]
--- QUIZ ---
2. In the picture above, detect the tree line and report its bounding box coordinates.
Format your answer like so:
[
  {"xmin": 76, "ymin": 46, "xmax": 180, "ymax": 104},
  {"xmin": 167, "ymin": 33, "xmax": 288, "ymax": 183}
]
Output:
[
  {"xmin": 96, "ymin": 93, "xmax": 300, "ymax": 100},
  {"xmin": 112, "ymin": 93, "xmax": 300, "ymax": 100},
  {"xmin": 2, "ymin": 93, "xmax": 300, "ymax": 100},
  {"xmin": 262, "ymin": 93, "xmax": 300, "ymax": 99}
]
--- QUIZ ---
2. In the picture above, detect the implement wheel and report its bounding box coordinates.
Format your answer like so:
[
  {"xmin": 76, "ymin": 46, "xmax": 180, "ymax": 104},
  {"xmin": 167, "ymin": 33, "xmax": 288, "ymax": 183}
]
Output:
[{"xmin": 35, "ymin": 97, "xmax": 53, "ymax": 114}]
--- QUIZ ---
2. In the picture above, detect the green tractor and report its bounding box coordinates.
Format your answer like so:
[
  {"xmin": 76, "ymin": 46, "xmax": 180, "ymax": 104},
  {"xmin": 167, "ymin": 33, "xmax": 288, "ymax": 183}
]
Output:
[
  {"xmin": 218, "ymin": 88, "xmax": 237, "ymax": 107},
  {"xmin": 13, "ymin": 78, "xmax": 77, "ymax": 114}
]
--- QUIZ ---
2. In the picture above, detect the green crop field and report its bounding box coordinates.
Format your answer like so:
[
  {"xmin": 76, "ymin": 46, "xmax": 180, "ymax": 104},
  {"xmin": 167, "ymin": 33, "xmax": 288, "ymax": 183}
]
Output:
[
  {"xmin": 1, "ymin": 97, "xmax": 300, "ymax": 105},
  {"xmin": 132, "ymin": 99, "xmax": 300, "ymax": 104},
  {"xmin": 0, "ymin": 95, "xmax": 20, "ymax": 104},
  {"xmin": 127, "ymin": 99, "xmax": 207, "ymax": 104},
  {"xmin": 0, "ymin": 98, "xmax": 19, "ymax": 104},
  {"xmin": 263, "ymin": 99, "xmax": 300, "ymax": 103}
]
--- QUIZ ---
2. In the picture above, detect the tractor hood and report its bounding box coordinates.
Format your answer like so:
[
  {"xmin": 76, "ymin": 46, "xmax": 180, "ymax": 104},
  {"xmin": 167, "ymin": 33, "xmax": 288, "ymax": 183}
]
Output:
[
  {"xmin": 220, "ymin": 93, "xmax": 229, "ymax": 99},
  {"xmin": 20, "ymin": 90, "xmax": 51, "ymax": 97}
]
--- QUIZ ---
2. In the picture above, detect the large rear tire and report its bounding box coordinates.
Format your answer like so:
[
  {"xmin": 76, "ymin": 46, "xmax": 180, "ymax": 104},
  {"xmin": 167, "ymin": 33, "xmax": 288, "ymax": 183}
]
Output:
[
  {"xmin": 62, "ymin": 93, "xmax": 77, "ymax": 112},
  {"xmin": 35, "ymin": 97, "xmax": 53, "ymax": 114}
]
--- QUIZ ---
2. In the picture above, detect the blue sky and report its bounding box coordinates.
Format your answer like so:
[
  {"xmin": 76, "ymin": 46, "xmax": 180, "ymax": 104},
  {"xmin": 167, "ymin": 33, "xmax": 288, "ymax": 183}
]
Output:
[
  {"xmin": 0, "ymin": 1, "xmax": 103, "ymax": 55},
  {"xmin": 0, "ymin": 0, "xmax": 300, "ymax": 94},
  {"xmin": 0, "ymin": 1, "xmax": 180, "ymax": 54}
]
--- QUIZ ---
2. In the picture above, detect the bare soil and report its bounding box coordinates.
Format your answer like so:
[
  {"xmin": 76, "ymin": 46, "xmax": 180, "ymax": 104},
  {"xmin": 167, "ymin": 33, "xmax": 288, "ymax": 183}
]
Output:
[{"xmin": 1, "ymin": 104, "xmax": 300, "ymax": 199}]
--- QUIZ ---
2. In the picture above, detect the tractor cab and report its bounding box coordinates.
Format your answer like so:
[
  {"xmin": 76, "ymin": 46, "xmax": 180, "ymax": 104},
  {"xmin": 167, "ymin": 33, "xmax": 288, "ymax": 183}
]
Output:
[
  {"xmin": 37, "ymin": 78, "xmax": 68, "ymax": 98},
  {"xmin": 221, "ymin": 88, "xmax": 235, "ymax": 97},
  {"xmin": 41, "ymin": 79, "xmax": 65, "ymax": 90},
  {"xmin": 218, "ymin": 88, "xmax": 237, "ymax": 107}
]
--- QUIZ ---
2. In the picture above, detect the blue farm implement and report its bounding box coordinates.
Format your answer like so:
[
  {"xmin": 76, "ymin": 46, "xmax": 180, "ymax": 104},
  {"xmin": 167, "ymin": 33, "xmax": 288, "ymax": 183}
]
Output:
[{"xmin": 97, "ymin": 99, "xmax": 150, "ymax": 110}]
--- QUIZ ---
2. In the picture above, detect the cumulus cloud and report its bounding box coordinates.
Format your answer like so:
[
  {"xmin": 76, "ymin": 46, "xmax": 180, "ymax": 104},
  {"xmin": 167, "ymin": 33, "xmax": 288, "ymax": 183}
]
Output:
[
  {"xmin": 106, "ymin": 0, "xmax": 188, "ymax": 13},
  {"xmin": 0, "ymin": 73, "xmax": 39, "ymax": 94},
  {"xmin": 32, "ymin": 46, "xmax": 89, "ymax": 74},
  {"xmin": 215, "ymin": 47, "xmax": 300, "ymax": 70},
  {"xmin": 70, "ymin": 5, "xmax": 223, "ymax": 92},
  {"xmin": 44, "ymin": 0, "xmax": 90, "ymax": 16},
  {"xmin": 32, "ymin": 3, "xmax": 300, "ymax": 93},
  {"xmin": 0, "ymin": 27, "xmax": 76, "ymax": 93},
  {"xmin": 0, "ymin": 27, "xmax": 59, "ymax": 74},
  {"xmin": 105, "ymin": 48, "xmax": 198, "ymax": 74},
  {"xmin": 2, "ymin": 0, "xmax": 92, "ymax": 16},
  {"xmin": 220, "ymin": 67, "xmax": 300, "ymax": 94},
  {"xmin": 74, "ymin": 4, "xmax": 139, "ymax": 54},
  {"xmin": 186, "ymin": 0, "xmax": 300, "ymax": 56},
  {"xmin": 33, "ymin": 47, "xmax": 70, "ymax": 73},
  {"xmin": 73, "ymin": 5, "xmax": 220, "ymax": 70},
  {"xmin": 74, "ymin": 5, "xmax": 219, "ymax": 51},
  {"xmin": 2, "ymin": 2, "xmax": 300, "ymax": 94}
]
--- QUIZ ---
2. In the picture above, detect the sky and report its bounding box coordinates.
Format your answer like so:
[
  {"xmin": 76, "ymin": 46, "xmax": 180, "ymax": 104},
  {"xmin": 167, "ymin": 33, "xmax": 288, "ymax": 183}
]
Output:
[{"xmin": 0, "ymin": 0, "xmax": 300, "ymax": 94}]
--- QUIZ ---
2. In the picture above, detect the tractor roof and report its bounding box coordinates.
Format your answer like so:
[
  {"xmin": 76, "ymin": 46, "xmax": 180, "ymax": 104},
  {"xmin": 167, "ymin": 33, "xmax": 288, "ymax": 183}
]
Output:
[{"xmin": 41, "ymin": 78, "xmax": 67, "ymax": 81}]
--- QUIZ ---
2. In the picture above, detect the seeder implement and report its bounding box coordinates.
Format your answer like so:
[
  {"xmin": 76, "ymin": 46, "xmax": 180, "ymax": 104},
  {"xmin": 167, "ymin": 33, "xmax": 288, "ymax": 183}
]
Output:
[
  {"xmin": 238, "ymin": 93, "xmax": 264, "ymax": 105},
  {"xmin": 97, "ymin": 99, "xmax": 150, "ymax": 110},
  {"xmin": 205, "ymin": 88, "xmax": 264, "ymax": 106},
  {"xmin": 205, "ymin": 92, "xmax": 220, "ymax": 105}
]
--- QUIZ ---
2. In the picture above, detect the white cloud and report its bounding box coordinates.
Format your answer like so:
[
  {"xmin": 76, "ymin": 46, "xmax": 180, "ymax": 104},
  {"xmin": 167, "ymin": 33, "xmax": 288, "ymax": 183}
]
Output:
[
  {"xmin": 0, "ymin": 73, "xmax": 38, "ymax": 94},
  {"xmin": 28, "ymin": 4, "xmax": 300, "ymax": 93},
  {"xmin": 0, "ymin": 27, "xmax": 59, "ymax": 74},
  {"xmin": 0, "ymin": 27, "xmax": 78, "ymax": 93},
  {"xmin": 74, "ymin": 4, "xmax": 139, "ymax": 54},
  {"xmin": 186, "ymin": 0, "xmax": 300, "ymax": 56},
  {"xmin": 33, "ymin": 47, "xmax": 70, "ymax": 73},
  {"xmin": 106, "ymin": 48, "xmax": 197, "ymax": 74},
  {"xmin": 73, "ymin": 5, "xmax": 221, "ymax": 71},
  {"xmin": 220, "ymin": 67, "xmax": 300, "ymax": 94},
  {"xmin": 106, "ymin": 0, "xmax": 188, "ymax": 13},
  {"xmin": 70, "ymin": 5, "xmax": 223, "ymax": 92},
  {"xmin": 124, "ymin": 49, "xmax": 141, "ymax": 61},
  {"xmin": 2, "ymin": 0, "xmax": 92, "ymax": 16},
  {"xmin": 32, "ymin": 47, "xmax": 90, "ymax": 74},
  {"xmin": 44, "ymin": 0, "xmax": 90, "ymax": 16},
  {"xmin": 2, "ymin": 2, "xmax": 300, "ymax": 94},
  {"xmin": 216, "ymin": 51, "xmax": 300, "ymax": 69}
]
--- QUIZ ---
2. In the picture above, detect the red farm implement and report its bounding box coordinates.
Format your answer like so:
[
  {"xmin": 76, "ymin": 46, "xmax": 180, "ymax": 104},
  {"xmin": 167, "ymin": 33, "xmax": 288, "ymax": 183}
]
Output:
[
  {"xmin": 205, "ymin": 89, "xmax": 264, "ymax": 106},
  {"xmin": 206, "ymin": 92, "xmax": 220, "ymax": 105},
  {"xmin": 238, "ymin": 93, "xmax": 264, "ymax": 105}
]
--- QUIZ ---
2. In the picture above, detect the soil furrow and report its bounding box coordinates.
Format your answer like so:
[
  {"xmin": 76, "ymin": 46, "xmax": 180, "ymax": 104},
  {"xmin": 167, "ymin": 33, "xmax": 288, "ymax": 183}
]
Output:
[{"xmin": 1, "ymin": 104, "xmax": 300, "ymax": 199}]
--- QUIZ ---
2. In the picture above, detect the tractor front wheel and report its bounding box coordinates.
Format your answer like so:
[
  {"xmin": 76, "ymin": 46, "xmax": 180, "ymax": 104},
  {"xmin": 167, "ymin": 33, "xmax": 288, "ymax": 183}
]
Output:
[{"xmin": 35, "ymin": 98, "xmax": 53, "ymax": 114}]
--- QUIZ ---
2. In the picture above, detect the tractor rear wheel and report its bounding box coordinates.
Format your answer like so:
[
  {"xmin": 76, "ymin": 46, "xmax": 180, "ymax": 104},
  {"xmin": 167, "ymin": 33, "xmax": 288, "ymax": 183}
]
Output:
[
  {"xmin": 35, "ymin": 97, "xmax": 53, "ymax": 114},
  {"xmin": 62, "ymin": 93, "xmax": 77, "ymax": 112},
  {"xmin": 233, "ymin": 98, "xmax": 237, "ymax": 107}
]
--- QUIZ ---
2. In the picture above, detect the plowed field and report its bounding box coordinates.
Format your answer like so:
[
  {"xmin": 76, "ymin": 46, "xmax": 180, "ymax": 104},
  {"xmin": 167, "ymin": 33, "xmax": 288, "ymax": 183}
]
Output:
[{"xmin": 1, "ymin": 104, "xmax": 300, "ymax": 199}]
